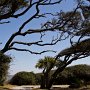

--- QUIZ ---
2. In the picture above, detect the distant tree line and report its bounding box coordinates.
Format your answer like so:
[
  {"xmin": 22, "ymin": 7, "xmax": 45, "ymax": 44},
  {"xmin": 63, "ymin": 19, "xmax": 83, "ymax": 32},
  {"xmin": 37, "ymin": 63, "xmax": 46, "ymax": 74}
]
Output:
[
  {"xmin": 54, "ymin": 64, "xmax": 90, "ymax": 87},
  {"xmin": 9, "ymin": 64, "xmax": 90, "ymax": 87}
]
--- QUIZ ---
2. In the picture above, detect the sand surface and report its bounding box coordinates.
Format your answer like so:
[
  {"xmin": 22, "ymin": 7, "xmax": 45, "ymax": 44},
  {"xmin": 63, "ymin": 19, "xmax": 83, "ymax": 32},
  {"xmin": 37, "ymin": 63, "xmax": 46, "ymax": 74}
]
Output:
[{"xmin": 10, "ymin": 85, "xmax": 69, "ymax": 90}]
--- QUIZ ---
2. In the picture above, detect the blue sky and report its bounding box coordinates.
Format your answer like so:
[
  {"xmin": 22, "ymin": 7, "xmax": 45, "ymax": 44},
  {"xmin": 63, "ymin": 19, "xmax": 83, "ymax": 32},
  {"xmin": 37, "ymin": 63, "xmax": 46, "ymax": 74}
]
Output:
[{"xmin": 0, "ymin": 0, "xmax": 90, "ymax": 75}]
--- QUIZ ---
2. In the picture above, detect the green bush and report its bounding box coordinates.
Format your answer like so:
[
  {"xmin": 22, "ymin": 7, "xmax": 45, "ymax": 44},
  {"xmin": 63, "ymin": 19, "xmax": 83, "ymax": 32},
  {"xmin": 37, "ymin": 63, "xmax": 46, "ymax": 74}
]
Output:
[
  {"xmin": 53, "ymin": 64, "xmax": 90, "ymax": 86},
  {"xmin": 0, "ymin": 52, "xmax": 12, "ymax": 85},
  {"xmin": 35, "ymin": 73, "xmax": 42, "ymax": 85},
  {"xmin": 9, "ymin": 71, "xmax": 36, "ymax": 85},
  {"xmin": 68, "ymin": 75, "xmax": 83, "ymax": 88}
]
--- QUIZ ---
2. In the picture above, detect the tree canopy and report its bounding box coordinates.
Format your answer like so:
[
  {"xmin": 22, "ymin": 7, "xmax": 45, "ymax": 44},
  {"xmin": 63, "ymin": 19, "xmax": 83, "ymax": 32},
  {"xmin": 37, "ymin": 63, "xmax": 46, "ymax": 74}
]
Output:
[{"xmin": 0, "ymin": 0, "xmax": 28, "ymax": 21}]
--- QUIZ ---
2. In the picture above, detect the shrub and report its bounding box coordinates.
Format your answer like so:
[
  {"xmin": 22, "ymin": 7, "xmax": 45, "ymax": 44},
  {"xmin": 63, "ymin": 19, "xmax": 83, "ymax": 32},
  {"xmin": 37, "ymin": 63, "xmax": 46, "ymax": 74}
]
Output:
[
  {"xmin": 68, "ymin": 74, "xmax": 83, "ymax": 88},
  {"xmin": 9, "ymin": 71, "xmax": 36, "ymax": 85},
  {"xmin": 35, "ymin": 73, "xmax": 42, "ymax": 85},
  {"xmin": 0, "ymin": 52, "xmax": 12, "ymax": 85}
]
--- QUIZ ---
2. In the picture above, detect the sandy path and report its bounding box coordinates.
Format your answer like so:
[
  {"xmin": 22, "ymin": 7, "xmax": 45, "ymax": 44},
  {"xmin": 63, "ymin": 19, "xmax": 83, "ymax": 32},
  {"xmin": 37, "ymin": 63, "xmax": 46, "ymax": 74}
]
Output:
[{"xmin": 10, "ymin": 85, "xmax": 69, "ymax": 90}]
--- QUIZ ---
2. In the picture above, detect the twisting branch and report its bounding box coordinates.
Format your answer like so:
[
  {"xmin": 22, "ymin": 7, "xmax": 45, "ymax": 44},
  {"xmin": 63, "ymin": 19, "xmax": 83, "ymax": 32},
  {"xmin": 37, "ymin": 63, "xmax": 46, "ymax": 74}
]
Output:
[
  {"xmin": 11, "ymin": 0, "xmax": 39, "ymax": 18},
  {"xmin": 0, "ymin": 21, "xmax": 10, "ymax": 24},
  {"xmin": 1, "ymin": 0, "xmax": 65, "ymax": 54},
  {"xmin": 18, "ymin": 2, "xmax": 40, "ymax": 32},
  {"xmin": 0, "ymin": 0, "xmax": 63, "ymax": 20},
  {"xmin": 9, "ymin": 47, "xmax": 56, "ymax": 54},
  {"xmin": 39, "ymin": 0, "xmax": 62, "ymax": 5},
  {"xmin": 9, "ymin": 41, "xmax": 43, "ymax": 47}
]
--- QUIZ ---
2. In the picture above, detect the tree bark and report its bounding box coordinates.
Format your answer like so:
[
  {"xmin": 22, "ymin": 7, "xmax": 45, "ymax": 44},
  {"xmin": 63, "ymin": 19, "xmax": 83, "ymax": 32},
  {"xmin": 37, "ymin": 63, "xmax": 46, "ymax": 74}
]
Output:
[
  {"xmin": 47, "ymin": 64, "xmax": 67, "ymax": 89},
  {"xmin": 40, "ymin": 75, "xmax": 45, "ymax": 89}
]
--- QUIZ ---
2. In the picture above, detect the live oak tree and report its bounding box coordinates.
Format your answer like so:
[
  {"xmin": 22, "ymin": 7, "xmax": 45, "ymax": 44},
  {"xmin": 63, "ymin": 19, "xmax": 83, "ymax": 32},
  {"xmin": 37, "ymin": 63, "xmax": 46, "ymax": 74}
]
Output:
[
  {"xmin": 34, "ymin": 0, "xmax": 90, "ymax": 89},
  {"xmin": 41, "ymin": 0, "xmax": 90, "ymax": 89}
]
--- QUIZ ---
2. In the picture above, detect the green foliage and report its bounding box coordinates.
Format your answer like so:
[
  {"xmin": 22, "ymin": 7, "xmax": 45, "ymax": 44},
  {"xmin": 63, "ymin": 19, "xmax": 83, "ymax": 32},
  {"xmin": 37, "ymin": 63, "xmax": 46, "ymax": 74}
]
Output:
[
  {"xmin": 9, "ymin": 71, "xmax": 36, "ymax": 85},
  {"xmin": 68, "ymin": 74, "xmax": 82, "ymax": 88},
  {"xmin": 35, "ymin": 73, "xmax": 42, "ymax": 85},
  {"xmin": 67, "ymin": 64, "xmax": 90, "ymax": 86},
  {"xmin": 9, "ymin": 64, "xmax": 90, "ymax": 87},
  {"xmin": 35, "ymin": 56, "xmax": 61, "ymax": 71},
  {"xmin": 53, "ymin": 69, "xmax": 69, "ymax": 85},
  {"xmin": 52, "ymin": 64, "xmax": 90, "ymax": 86},
  {"xmin": 69, "ymin": 78, "xmax": 81, "ymax": 88},
  {"xmin": 0, "ymin": 52, "xmax": 12, "ymax": 85},
  {"xmin": 67, "ymin": 64, "xmax": 90, "ymax": 80},
  {"xmin": 35, "ymin": 56, "xmax": 56, "ymax": 69},
  {"xmin": 35, "ymin": 64, "xmax": 90, "ymax": 87},
  {"xmin": 0, "ymin": 0, "xmax": 28, "ymax": 17}
]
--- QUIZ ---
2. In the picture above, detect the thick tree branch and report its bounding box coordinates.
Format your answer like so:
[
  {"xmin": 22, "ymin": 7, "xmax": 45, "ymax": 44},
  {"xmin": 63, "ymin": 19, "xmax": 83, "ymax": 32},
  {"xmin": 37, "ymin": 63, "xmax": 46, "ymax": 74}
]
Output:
[
  {"xmin": 9, "ymin": 41, "xmax": 43, "ymax": 47},
  {"xmin": 0, "ymin": 21, "xmax": 10, "ymax": 24},
  {"xmin": 9, "ymin": 47, "xmax": 56, "ymax": 54},
  {"xmin": 18, "ymin": 2, "xmax": 40, "ymax": 32},
  {"xmin": 39, "ymin": 0, "xmax": 62, "ymax": 5},
  {"xmin": 11, "ymin": 0, "xmax": 38, "ymax": 18}
]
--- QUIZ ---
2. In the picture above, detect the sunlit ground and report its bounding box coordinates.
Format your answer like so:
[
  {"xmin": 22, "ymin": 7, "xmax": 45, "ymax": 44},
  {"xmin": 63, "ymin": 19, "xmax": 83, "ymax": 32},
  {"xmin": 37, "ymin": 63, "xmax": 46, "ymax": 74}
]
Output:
[
  {"xmin": 0, "ymin": 85, "xmax": 90, "ymax": 90},
  {"xmin": 0, "ymin": 84, "xmax": 16, "ymax": 89}
]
